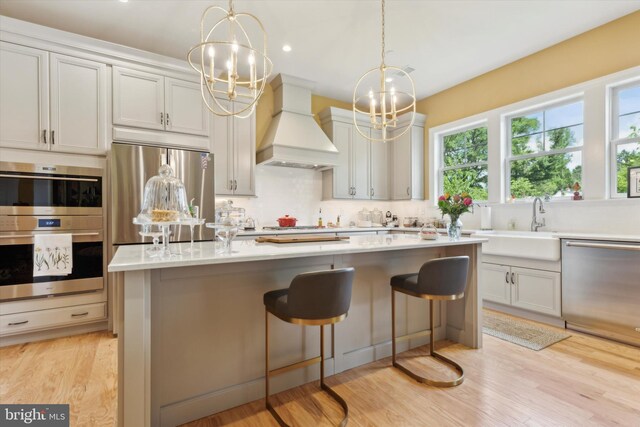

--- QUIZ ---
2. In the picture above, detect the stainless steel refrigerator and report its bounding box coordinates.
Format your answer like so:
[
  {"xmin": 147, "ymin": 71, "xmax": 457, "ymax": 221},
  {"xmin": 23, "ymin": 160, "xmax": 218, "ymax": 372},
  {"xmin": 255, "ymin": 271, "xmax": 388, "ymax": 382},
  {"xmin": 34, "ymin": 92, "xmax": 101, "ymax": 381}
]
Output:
[{"xmin": 110, "ymin": 142, "xmax": 215, "ymax": 245}]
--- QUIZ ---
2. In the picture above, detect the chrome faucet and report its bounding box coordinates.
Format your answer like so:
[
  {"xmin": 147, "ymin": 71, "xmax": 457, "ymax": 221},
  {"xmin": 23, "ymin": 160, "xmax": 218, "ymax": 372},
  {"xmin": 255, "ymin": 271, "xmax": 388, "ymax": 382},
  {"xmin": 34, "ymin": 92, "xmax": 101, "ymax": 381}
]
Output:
[{"xmin": 531, "ymin": 197, "xmax": 546, "ymax": 232}]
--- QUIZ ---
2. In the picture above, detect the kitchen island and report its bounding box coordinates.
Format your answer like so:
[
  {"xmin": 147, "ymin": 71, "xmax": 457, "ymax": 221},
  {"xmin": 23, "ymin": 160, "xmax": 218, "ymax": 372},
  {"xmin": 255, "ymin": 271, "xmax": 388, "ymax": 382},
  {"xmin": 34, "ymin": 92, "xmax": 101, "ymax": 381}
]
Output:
[{"xmin": 108, "ymin": 234, "xmax": 486, "ymax": 427}]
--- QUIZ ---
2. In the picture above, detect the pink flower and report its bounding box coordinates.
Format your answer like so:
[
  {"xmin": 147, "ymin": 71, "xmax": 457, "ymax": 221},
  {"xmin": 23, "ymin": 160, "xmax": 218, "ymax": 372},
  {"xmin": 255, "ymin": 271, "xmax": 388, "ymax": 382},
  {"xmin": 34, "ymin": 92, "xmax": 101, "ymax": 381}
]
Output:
[
  {"xmin": 438, "ymin": 195, "xmax": 446, "ymax": 201},
  {"xmin": 463, "ymin": 197, "xmax": 473, "ymax": 206},
  {"xmin": 453, "ymin": 195, "xmax": 461, "ymax": 202}
]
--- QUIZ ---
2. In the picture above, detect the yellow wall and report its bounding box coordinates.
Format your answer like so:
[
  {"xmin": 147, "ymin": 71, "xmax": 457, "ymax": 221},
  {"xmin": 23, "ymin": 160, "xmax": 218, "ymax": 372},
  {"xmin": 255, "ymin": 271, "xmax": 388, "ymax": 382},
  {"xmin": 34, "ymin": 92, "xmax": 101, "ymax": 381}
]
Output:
[
  {"xmin": 255, "ymin": 85, "xmax": 351, "ymax": 149},
  {"xmin": 417, "ymin": 10, "xmax": 640, "ymax": 199}
]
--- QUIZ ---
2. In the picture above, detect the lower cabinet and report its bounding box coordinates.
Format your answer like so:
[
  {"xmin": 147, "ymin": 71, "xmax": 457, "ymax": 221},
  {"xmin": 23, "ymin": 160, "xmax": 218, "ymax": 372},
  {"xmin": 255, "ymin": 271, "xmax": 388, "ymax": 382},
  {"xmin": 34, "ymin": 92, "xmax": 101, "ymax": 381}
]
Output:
[
  {"xmin": 481, "ymin": 262, "xmax": 561, "ymax": 317},
  {"xmin": 0, "ymin": 302, "xmax": 106, "ymax": 336}
]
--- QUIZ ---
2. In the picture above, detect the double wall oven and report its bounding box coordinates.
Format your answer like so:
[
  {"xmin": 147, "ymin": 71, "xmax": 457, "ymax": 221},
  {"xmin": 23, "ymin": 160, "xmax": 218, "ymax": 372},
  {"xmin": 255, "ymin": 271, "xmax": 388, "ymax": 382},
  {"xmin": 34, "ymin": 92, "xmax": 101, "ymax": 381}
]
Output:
[{"xmin": 0, "ymin": 162, "xmax": 104, "ymax": 301}]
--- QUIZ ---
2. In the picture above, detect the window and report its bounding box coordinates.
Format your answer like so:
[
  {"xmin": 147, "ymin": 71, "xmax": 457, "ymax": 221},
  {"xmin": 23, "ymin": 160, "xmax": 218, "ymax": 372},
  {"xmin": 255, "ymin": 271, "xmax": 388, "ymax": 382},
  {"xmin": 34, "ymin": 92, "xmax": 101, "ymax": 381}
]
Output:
[
  {"xmin": 507, "ymin": 99, "xmax": 583, "ymax": 199},
  {"xmin": 611, "ymin": 82, "xmax": 640, "ymax": 197},
  {"xmin": 439, "ymin": 125, "xmax": 488, "ymax": 200}
]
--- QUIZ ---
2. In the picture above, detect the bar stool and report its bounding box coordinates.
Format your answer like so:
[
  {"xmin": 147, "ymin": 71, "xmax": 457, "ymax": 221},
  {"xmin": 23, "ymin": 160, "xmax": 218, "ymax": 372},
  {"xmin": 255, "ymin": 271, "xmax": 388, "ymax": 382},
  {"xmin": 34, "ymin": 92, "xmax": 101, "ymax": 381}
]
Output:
[
  {"xmin": 390, "ymin": 256, "xmax": 469, "ymax": 387},
  {"xmin": 264, "ymin": 267, "xmax": 355, "ymax": 427}
]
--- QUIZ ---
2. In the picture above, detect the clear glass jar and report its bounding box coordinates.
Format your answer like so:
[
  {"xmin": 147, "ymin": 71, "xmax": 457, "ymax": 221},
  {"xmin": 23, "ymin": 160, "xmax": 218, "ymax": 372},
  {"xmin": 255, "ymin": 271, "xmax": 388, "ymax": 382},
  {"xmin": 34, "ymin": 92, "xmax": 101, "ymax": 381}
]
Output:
[{"xmin": 136, "ymin": 165, "xmax": 191, "ymax": 222}]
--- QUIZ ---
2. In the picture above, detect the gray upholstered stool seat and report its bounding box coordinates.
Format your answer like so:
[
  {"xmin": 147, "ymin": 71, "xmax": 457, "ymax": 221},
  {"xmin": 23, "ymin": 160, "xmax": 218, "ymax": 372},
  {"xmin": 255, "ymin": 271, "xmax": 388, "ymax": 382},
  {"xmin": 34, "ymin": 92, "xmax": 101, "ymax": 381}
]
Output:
[
  {"xmin": 264, "ymin": 267, "xmax": 354, "ymax": 427},
  {"xmin": 390, "ymin": 256, "xmax": 469, "ymax": 388}
]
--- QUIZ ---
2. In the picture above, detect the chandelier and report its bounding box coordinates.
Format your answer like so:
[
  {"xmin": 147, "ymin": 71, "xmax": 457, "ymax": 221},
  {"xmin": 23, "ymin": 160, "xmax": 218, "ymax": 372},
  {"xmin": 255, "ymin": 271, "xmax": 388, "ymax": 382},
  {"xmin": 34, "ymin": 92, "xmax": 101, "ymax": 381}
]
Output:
[
  {"xmin": 188, "ymin": 0, "xmax": 272, "ymax": 118},
  {"xmin": 353, "ymin": 0, "xmax": 416, "ymax": 142}
]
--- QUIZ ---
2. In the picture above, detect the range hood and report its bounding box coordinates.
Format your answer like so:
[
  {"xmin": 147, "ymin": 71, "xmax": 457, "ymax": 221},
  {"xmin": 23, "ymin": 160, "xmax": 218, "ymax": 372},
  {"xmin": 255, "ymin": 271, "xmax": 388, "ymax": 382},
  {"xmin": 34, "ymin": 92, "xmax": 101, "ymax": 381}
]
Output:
[{"xmin": 257, "ymin": 74, "xmax": 339, "ymax": 169}]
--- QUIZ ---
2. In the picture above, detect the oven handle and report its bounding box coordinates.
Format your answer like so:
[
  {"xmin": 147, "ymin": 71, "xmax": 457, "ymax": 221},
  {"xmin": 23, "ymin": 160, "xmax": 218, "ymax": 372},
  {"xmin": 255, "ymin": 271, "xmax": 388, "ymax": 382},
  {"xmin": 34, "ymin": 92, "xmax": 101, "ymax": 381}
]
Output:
[
  {"xmin": 0, "ymin": 174, "xmax": 98, "ymax": 182},
  {"xmin": 0, "ymin": 232, "xmax": 100, "ymax": 239}
]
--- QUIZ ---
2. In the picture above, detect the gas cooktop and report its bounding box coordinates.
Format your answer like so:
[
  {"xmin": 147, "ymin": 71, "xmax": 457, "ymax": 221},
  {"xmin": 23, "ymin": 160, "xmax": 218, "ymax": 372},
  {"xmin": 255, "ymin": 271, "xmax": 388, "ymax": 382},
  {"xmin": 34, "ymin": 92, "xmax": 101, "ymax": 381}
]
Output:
[{"xmin": 262, "ymin": 226, "xmax": 322, "ymax": 230}]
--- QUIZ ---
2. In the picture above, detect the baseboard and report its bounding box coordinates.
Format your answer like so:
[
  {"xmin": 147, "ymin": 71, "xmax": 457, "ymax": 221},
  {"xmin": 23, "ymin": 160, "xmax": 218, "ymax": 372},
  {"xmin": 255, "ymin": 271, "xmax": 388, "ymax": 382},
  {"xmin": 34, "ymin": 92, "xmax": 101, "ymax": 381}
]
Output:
[
  {"xmin": 483, "ymin": 302, "xmax": 565, "ymax": 328},
  {"xmin": 159, "ymin": 357, "xmax": 336, "ymax": 427},
  {"xmin": 0, "ymin": 321, "xmax": 108, "ymax": 347}
]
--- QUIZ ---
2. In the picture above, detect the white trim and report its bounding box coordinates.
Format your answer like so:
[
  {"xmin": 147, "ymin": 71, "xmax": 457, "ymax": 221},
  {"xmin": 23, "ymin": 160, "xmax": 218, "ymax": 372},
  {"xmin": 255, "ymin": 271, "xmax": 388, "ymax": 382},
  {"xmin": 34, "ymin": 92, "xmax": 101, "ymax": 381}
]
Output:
[
  {"xmin": 429, "ymin": 65, "xmax": 640, "ymax": 205},
  {"xmin": 434, "ymin": 120, "xmax": 489, "ymax": 202},
  {"xmin": 609, "ymin": 78, "xmax": 640, "ymax": 198}
]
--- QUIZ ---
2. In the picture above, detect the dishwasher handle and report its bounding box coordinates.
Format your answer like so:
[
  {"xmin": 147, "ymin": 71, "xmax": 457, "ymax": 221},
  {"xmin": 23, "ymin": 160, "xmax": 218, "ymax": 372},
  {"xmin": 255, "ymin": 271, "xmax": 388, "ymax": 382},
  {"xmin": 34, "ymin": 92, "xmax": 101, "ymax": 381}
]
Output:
[{"xmin": 565, "ymin": 241, "xmax": 640, "ymax": 252}]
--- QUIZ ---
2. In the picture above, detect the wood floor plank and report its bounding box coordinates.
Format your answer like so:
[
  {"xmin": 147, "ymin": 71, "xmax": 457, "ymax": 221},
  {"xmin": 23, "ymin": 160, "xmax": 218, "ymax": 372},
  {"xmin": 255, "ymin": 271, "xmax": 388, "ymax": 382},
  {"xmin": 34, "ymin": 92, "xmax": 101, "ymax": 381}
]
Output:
[{"xmin": 1, "ymin": 312, "xmax": 639, "ymax": 427}]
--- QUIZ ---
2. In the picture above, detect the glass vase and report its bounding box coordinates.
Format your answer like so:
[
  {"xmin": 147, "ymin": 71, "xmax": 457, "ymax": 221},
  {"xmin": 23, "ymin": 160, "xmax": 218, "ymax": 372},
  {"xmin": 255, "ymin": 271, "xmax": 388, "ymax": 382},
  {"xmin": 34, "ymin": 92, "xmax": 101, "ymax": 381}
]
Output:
[{"xmin": 447, "ymin": 216, "xmax": 462, "ymax": 240}]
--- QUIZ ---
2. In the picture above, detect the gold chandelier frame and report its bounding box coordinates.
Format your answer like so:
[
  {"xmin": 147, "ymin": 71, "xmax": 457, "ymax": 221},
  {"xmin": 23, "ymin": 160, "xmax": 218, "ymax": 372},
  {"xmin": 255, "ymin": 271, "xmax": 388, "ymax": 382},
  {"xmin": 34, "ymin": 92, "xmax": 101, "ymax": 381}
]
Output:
[
  {"xmin": 352, "ymin": 0, "xmax": 416, "ymax": 142},
  {"xmin": 188, "ymin": 1, "xmax": 273, "ymax": 118}
]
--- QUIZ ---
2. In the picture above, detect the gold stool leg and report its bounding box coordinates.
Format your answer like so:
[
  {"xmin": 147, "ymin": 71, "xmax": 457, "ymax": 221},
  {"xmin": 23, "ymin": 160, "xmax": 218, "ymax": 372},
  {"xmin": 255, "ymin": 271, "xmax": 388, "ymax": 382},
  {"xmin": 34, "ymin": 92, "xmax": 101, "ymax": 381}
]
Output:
[
  {"xmin": 320, "ymin": 324, "xmax": 349, "ymax": 427},
  {"xmin": 265, "ymin": 309, "xmax": 289, "ymax": 426},
  {"xmin": 392, "ymin": 299, "xmax": 465, "ymax": 388},
  {"xmin": 265, "ymin": 313, "xmax": 349, "ymax": 426}
]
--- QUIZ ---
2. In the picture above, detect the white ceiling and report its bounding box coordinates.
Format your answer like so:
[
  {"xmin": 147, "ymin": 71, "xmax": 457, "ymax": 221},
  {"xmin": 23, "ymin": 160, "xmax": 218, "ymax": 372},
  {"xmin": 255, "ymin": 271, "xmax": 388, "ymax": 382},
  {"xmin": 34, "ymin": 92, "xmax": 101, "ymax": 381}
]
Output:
[{"xmin": 1, "ymin": 0, "xmax": 639, "ymax": 102}]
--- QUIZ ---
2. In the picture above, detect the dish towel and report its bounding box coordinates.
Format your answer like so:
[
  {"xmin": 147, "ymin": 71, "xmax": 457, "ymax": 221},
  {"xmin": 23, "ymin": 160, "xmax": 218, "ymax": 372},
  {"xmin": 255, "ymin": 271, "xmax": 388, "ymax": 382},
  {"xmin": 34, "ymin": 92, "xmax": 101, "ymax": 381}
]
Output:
[{"xmin": 33, "ymin": 234, "xmax": 73, "ymax": 277}]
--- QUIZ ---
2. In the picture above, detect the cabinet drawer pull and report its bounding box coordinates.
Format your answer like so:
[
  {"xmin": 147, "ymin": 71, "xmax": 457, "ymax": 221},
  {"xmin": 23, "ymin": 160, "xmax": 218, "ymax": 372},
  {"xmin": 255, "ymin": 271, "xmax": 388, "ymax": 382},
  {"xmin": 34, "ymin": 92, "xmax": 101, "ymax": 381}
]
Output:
[
  {"xmin": 505, "ymin": 272, "xmax": 509, "ymax": 284},
  {"xmin": 166, "ymin": 113, "xmax": 170, "ymax": 126},
  {"xmin": 406, "ymin": 186, "xmax": 410, "ymax": 196},
  {"xmin": 511, "ymin": 273, "xmax": 515, "ymax": 285},
  {"xmin": 71, "ymin": 312, "xmax": 89, "ymax": 318},
  {"xmin": 43, "ymin": 129, "xmax": 48, "ymax": 144},
  {"xmin": 51, "ymin": 130, "xmax": 55, "ymax": 145},
  {"xmin": 8, "ymin": 320, "xmax": 28, "ymax": 326},
  {"xmin": 160, "ymin": 112, "xmax": 164, "ymax": 125}
]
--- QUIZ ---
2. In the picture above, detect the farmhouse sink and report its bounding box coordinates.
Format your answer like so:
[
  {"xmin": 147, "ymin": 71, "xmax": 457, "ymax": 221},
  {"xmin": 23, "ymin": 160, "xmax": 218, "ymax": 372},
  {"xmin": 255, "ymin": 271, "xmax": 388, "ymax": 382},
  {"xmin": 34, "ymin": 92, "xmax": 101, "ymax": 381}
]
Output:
[{"xmin": 471, "ymin": 230, "xmax": 560, "ymax": 261}]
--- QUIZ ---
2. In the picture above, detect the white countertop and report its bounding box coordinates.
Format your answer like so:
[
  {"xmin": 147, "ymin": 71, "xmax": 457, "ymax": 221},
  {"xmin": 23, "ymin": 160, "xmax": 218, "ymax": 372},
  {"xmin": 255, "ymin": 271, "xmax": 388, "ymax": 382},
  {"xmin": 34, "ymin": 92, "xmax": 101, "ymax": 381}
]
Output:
[{"xmin": 108, "ymin": 234, "xmax": 487, "ymax": 272}]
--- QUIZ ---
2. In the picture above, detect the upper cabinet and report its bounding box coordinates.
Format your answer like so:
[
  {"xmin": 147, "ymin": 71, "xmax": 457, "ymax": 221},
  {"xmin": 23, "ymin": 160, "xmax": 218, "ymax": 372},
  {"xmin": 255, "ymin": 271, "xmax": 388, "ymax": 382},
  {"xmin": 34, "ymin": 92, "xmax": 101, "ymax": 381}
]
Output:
[
  {"xmin": 113, "ymin": 66, "xmax": 208, "ymax": 137},
  {"xmin": 391, "ymin": 113, "xmax": 426, "ymax": 200},
  {"xmin": 210, "ymin": 99, "xmax": 256, "ymax": 196},
  {"xmin": 0, "ymin": 42, "xmax": 107, "ymax": 155},
  {"xmin": 320, "ymin": 108, "xmax": 389, "ymax": 200}
]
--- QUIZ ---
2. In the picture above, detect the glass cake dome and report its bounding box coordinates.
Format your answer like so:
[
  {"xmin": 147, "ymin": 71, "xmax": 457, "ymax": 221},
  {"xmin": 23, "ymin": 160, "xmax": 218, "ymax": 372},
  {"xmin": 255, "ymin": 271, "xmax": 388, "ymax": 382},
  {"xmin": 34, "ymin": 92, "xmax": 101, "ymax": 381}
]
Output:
[{"xmin": 136, "ymin": 164, "xmax": 191, "ymax": 223}]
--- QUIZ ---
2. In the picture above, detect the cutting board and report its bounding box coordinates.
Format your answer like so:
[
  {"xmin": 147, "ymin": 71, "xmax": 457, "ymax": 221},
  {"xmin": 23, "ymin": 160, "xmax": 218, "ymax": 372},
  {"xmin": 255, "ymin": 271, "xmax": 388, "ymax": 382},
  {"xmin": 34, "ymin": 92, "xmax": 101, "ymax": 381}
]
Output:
[{"xmin": 255, "ymin": 235, "xmax": 350, "ymax": 244}]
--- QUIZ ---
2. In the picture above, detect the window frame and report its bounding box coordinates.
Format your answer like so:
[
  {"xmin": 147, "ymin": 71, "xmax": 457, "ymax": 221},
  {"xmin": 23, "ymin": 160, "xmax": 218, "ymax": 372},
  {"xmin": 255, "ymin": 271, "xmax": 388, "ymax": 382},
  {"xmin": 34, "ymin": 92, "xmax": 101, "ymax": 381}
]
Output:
[
  {"xmin": 437, "ymin": 121, "xmax": 489, "ymax": 201},
  {"xmin": 609, "ymin": 79, "xmax": 640, "ymax": 198},
  {"xmin": 505, "ymin": 96, "xmax": 584, "ymax": 201}
]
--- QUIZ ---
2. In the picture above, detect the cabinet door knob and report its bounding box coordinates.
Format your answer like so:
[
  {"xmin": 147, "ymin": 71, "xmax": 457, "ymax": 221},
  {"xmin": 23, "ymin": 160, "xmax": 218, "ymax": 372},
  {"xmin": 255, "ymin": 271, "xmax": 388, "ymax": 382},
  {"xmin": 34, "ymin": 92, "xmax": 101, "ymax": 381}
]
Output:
[
  {"xmin": 505, "ymin": 272, "xmax": 510, "ymax": 284},
  {"xmin": 42, "ymin": 129, "xmax": 48, "ymax": 144},
  {"xmin": 407, "ymin": 186, "xmax": 410, "ymax": 196},
  {"xmin": 511, "ymin": 273, "xmax": 516, "ymax": 285},
  {"xmin": 51, "ymin": 130, "xmax": 55, "ymax": 145},
  {"xmin": 160, "ymin": 112, "xmax": 164, "ymax": 125},
  {"xmin": 166, "ymin": 113, "xmax": 170, "ymax": 126}
]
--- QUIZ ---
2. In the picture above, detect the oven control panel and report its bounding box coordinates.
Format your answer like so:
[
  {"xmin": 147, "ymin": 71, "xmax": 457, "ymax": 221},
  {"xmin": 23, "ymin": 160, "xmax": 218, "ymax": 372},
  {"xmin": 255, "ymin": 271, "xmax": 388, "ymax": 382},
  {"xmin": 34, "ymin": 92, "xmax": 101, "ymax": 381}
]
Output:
[{"xmin": 0, "ymin": 216, "xmax": 103, "ymax": 232}]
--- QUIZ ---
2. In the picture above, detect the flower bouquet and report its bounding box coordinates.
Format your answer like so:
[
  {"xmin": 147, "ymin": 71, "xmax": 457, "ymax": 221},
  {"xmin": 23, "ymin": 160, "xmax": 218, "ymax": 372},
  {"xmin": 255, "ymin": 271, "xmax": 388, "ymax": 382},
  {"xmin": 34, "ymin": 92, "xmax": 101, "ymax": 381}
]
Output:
[{"xmin": 437, "ymin": 193, "xmax": 473, "ymax": 240}]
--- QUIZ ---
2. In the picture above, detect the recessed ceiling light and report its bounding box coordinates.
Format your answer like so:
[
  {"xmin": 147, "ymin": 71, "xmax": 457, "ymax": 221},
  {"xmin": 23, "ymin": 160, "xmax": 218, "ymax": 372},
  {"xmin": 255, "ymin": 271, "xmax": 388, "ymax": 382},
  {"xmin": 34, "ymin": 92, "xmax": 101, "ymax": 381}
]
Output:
[{"xmin": 282, "ymin": 44, "xmax": 292, "ymax": 53}]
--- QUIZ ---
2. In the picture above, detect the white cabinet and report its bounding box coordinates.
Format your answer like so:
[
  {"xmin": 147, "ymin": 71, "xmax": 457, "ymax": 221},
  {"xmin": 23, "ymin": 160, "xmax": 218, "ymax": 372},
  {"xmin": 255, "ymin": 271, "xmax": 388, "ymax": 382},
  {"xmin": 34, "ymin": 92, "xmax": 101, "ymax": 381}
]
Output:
[
  {"xmin": 164, "ymin": 77, "xmax": 209, "ymax": 136},
  {"xmin": 113, "ymin": 67, "xmax": 208, "ymax": 136},
  {"xmin": 211, "ymin": 99, "xmax": 256, "ymax": 196},
  {"xmin": 49, "ymin": 54, "xmax": 107, "ymax": 154},
  {"xmin": 320, "ymin": 107, "xmax": 423, "ymax": 201},
  {"xmin": 0, "ymin": 42, "xmax": 107, "ymax": 155},
  {"xmin": 0, "ymin": 42, "xmax": 48, "ymax": 150},
  {"xmin": 320, "ymin": 107, "xmax": 389, "ymax": 200},
  {"xmin": 0, "ymin": 302, "xmax": 106, "ymax": 336},
  {"xmin": 391, "ymin": 114, "xmax": 426, "ymax": 200},
  {"xmin": 481, "ymin": 262, "xmax": 561, "ymax": 317}
]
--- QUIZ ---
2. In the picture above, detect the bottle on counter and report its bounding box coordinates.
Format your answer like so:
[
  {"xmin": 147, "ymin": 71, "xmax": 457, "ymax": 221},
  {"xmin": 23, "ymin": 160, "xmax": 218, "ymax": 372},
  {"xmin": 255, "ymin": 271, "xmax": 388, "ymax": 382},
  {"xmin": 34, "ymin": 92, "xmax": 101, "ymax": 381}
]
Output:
[{"xmin": 318, "ymin": 208, "xmax": 323, "ymax": 227}]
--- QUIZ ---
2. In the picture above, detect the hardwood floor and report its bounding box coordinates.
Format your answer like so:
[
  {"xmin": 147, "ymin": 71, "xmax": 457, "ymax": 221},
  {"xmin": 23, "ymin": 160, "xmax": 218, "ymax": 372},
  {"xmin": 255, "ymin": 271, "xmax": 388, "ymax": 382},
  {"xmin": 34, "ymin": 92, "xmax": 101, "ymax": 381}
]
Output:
[
  {"xmin": 1, "ymin": 313, "xmax": 639, "ymax": 426},
  {"xmin": 0, "ymin": 331, "xmax": 117, "ymax": 427}
]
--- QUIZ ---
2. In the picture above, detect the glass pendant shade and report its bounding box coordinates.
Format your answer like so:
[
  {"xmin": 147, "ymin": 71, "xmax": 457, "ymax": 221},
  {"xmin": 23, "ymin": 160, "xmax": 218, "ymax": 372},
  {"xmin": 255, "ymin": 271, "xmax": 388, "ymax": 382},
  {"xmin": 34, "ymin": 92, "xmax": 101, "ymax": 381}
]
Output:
[
  {"xmin": 137, "ymin": 165, "xmax": 191, "ymax": 222},
  {"xmin": 187, "ymin": 0, "xmax": 272, "ymax": 118}
]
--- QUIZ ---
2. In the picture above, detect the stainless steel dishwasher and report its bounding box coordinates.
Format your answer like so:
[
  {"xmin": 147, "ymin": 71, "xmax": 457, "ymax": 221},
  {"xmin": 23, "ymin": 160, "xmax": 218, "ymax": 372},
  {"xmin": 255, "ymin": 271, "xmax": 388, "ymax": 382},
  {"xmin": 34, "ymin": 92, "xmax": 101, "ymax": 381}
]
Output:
[{"xmin": 562, "ymin": 239, "xmax": 640, "ymax": 347}]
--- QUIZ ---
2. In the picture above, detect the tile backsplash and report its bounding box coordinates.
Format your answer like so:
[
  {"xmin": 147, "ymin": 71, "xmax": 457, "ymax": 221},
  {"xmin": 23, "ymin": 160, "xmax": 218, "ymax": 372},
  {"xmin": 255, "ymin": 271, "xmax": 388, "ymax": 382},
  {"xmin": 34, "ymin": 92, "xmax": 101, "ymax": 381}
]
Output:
[{"xmin": 224, "ymin": 166, "xmax": 640, "ymax": 234}]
